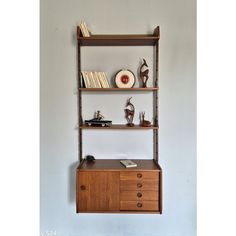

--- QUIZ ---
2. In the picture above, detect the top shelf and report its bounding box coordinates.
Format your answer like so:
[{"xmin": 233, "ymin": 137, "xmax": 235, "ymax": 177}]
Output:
[{"xmin": 77, "ymin": 26, "xmax": 160, "ymax": 46}]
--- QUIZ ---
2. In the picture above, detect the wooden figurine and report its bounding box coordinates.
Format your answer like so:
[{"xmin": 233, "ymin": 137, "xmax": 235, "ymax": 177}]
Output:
[
  {"xmin": 124, "ymin": 97, "xmax": 135, "ymax": 127},
  {"xmin": 140, "ymin": 112, "xmax": 151, "ymax": 127},
  {"xmin": 95, "ymin": 110, "xmax": 104, "ymax": 120},
  {"xmin": 139, "ymin": 58, "xmax": 149, "ymax": 88}
]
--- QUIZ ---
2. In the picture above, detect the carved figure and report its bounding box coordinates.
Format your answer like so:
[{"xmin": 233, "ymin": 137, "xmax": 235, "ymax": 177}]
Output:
[
  {"xmin": 95, "ymin": 110, "xmax": 104, "ymax": 120},
  {"xmin": 140, "ymin": 112, "xmax": 151, "ymax": 127},
  {"xmin": 124, "ymin": 97, "xmax": 135, "ymax": 127},
  {"xmin": 139, "ymin": 58, "xmax": 149, "ymax": 88}
]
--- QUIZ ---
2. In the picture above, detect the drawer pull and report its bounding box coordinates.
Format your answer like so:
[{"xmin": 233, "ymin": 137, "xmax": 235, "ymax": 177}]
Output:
[
  {"xmin": 137, "ymin": 202, "xmax": 143, "ymax": 208},
  {"xmin": 80, "ymin": 185, "xmax": 86, "ymax": 190},
  {"xmin": 137, "ymin": 192, "xmax": 142, "ymax": 198},
  {"xmin": 137, "ymin": 173, "xmax": 142, "ymax": 178},
  {"xmin": 137, "ymin": 183, "xmax": 143, "ymax": 188}
]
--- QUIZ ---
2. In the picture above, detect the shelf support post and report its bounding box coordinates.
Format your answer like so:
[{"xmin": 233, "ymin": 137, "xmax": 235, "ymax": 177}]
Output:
[{"xmin": 78, "ymin": 38, "xmax": 83, "ymax": 162}]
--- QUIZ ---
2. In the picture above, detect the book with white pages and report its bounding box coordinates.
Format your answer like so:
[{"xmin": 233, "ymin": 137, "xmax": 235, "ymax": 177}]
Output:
[
  {"xmin": 120, "ymin": 160, "xmax": 137, "ymax": 168},
  {"xmin": 84, "ymin": 71, "xmax": 91, "ymax": 88},
  {"xmin": 82, "ymin": 21, "xmax": 90, "ymax": 37},
  {"xmin": 89, "ymin": 71, "xmax": 98, "ymax": 88},
  {"xmin": 102, "ymin": 72, "xmax": 110, "ymax": 88},
  {"xmin": 98, "ymin": 72, "xmax": 106, "ymax": 88},
  {"xmin": 100, "ymin": 72, "xmax": 108, "ymax": 88},
  {"xmin": 79, "ymin": 22, "xmax": 87, "ymax": 37},
  {"xmin": 81, "ymin": 71, "xmax": 88, "ymax": 88},
  {"xmin": 87, "ymin": 71, "xmax": 95, "ymax": 87},
  {"xmin": 93, "ymin": 72, "xmax": 102, "ymax": 88}
]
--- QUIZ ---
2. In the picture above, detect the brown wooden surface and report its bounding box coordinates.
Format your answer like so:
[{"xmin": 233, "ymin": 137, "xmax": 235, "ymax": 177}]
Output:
[
  {"xmin": 77, "ymin": 159, "xmax": 161, "ymax": 171},
  {"xmin": 120, "ymin": 201, "xmax": 159, "ymax": 211},
  {"xmin": 120, "ymin": 171, "xmax": 158, "ymax": 180},
  {"xmin": 80, "ymin": 124, "xmax": 158, "ymax": 130},
  {"xmin": 76, "ymin": 26, "xmax": 162, "ymax": 214},
  {"xmin": 120, "ymin": 180, "xmax": 159, "ymax": 191},
  {"xmin": 78, "ymin": 87, "xmax": 158, "ymax": 91},
  {"xmin": 78, "ymin": 210, "xmax": 160, "ymax": 214},
  {"xmin": 77, "ymin": 34, "xmax": 159, "ymax": 46},
  {"xmin": 159, "ymin": 169, "xmax": 163, "ymax": 214},
  {"xmin": 120, "ymin": 191, "xmax": 158, "ymax": 201},
  {"xmin": 77, "ymin": 171, "xmax": 119, "ymax": 211}
]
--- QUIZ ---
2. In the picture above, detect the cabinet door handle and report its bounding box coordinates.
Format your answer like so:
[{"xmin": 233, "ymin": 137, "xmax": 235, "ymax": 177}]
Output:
[
  {"xmin": 137, "ymin": 202, "xmax": 143, "ymax": 208},
  {"xmin": 80, "ymin": 185, "xmax": 86, "ymax": 190},
  {"xmin": 137, "ymin": 183, "xmax": 142, "ymax": 188},
  {"xmin": 137, "ymin": 173, "xmax": 142, "ymax": 178},
  {"xmin": 137, "ymin": 192, "xmax": 142, "ymax": 198}
]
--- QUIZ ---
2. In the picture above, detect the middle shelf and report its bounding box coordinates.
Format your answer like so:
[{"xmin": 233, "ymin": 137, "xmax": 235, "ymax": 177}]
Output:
[
  {"xmin": 80, "ymin": 124, "xmax": 158, "ymax": 130},
  {"xmin": 79, "ymin": 87, "xmax": 158, "ymax": 91}
]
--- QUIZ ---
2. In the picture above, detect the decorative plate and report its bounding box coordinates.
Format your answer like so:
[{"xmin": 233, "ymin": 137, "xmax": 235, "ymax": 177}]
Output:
[{"xmin": 115, "ymin": 69, "xmax": 136, "ymax": 88}]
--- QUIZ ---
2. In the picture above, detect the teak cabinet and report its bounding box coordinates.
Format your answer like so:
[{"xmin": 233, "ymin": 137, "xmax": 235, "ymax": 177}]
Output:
[{"xmin": 76, "ymin": 26, "xmax": 162, "ymax": 214}]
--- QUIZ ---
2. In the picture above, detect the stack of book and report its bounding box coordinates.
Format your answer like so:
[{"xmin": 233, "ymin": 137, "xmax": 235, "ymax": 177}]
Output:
[
  {"xmin": 79, "ymin": 21, "xmax": 90, "ymax": 37},
  {"xmin": 81, "ymin": 71, "xmax": 110, "ymax": 88}
]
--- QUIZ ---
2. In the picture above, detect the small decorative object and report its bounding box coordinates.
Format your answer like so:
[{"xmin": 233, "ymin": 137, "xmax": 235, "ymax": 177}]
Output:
[
  {"xmin": 95, "ymin": 110, "xmax": 104, "ymax": 120},
  {"xmin": 85, "ymin": 111, "xmax": 112, "ymax": 127},
  {"xmin": 124, "ymin": 97, "xmax": 135, "ymax": 127},
  {"xmin": 140, "ymin": 112, "xmax": 151, "ymax": 127},
  {"xmin": 139, "ymin": 59, "xmax": 149, "ymax": 88},
  {"xmin": 115, "ymin": 69, "xmax": 136, "ymax": 88},
  {"xmin": 85, "ymin": 155, "xmax": 95, "ymax": 162}
]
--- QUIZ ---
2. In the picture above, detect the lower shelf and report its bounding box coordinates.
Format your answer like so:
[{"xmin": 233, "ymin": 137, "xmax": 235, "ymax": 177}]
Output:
[
  {"xmin": 76, "ymin": 159, "xmax": 162, "ymax": 214},
  {"xmin": 80, "ymin": 124, "xmax": 158, "ymax": 130}
]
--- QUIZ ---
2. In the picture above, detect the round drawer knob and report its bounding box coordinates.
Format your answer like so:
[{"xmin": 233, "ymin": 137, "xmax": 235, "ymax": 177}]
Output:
[
  {"xmin": 137, "ymin": 192, "xmax": 142, "ymax": 198},
  {"xmin": 137, "ymin": 202, "xmax": 142, "ymax": 208},
  {"xmin": 137, "ymin": 173, "xmax": 142, "ymax": 178},
  {"xmin": 80, "ymin": 185, "xmax": 86, "ymax": 190},
  {"xmin": 137, "ymin": 183, "xmax": 143, "ymax": 188}
]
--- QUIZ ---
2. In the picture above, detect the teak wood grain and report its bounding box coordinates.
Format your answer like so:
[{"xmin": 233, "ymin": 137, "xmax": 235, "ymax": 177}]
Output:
[
  {"xmin": 77, "ymin": 171, "xmax": 119, "ymax": 212},
  {"xmin": 120, "ymin": 171, "xmax": 158, "ymax": 180},
  {"xmin": 79, "ymin": 88, "xmax": 158, "ymax": 91},
  {"xmin": 76, "ymin": 160, "xmax": 161, "ymax": 213},
  {"xmin": 120, "ymin": 191, "xmax": 158, "ymax": 201},
  {"xmin": 78, "ymin": 159, "xmax": 161, "ymax": 171},
  {"xmin": 120, "ymin": 180, "xmax": 159, "ymax": 191},
  {"xmin": 76, "ymin": 26, "xmax": 163, "ymax": 214},
  {"xmin": 80, "ymin": 124, "xmax": 158, "ymax": 130},
  {"xmin": 120, "ymin": 201, "xmax": 159, "ymax": 211}
]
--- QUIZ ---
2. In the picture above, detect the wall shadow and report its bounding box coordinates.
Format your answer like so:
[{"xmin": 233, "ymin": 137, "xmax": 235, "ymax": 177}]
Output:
[{"xmin": 68, "ymin": 161, "xmax": 80, "ymax": 203}]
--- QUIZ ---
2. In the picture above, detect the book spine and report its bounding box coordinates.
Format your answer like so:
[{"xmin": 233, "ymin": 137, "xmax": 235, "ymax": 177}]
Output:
[
  {"xmin": 82, "ymin": 21, "xmax": 90, "ymax": 37},
  {"xmin": 81, "ymin": 71, "xmax": 88, "ymax": 88},
  {"xmin": 79, "ymin": 22, "xmax": 86, "ymax": 37}
]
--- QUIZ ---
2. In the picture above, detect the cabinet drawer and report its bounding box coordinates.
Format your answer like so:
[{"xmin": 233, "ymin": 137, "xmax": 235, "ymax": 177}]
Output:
[
  {"xmin": 120, "ymin": 180, "xmax": 158, "ymax": 191},
  {"xmin": 120, "ymin": 191, "xmax": 158, "ymax": 201},
  {"xmin": 120, "ymin": 201, "xmax": 159, "ymax": 211},
  {"xmin": 120, "ymin": 171, "xmax": 158, "ymax": 180}
]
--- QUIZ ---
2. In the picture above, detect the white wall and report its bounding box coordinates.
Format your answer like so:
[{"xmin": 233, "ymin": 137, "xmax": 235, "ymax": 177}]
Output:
[{"xmin": 40, "ymin": 0, "xmax": 196, "ymax": 235}]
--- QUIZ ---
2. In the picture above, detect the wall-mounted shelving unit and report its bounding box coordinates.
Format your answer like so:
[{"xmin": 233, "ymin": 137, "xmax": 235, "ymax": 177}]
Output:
[{"xmin": 76, "ymin": 26, "xmax": 162, "ymax": 214}]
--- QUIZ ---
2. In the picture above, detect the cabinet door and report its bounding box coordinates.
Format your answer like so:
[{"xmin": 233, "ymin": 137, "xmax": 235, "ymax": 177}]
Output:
[{"xmin": 77, "ymin": 171, "xmax": 119, "ymax": 211}]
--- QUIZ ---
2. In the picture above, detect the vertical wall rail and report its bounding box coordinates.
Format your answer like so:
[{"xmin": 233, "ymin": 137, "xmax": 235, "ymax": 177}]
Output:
[
  {"xmin": 153, "ymin": 26, "xmax": 159, "ymax": 163},
  {"xmin": 155, "ymin": 39, "xmax": 159, "ymax": 163},
  {"xmin": 78, "ymin": 40, "xmax": 83, "ymax": 162}
]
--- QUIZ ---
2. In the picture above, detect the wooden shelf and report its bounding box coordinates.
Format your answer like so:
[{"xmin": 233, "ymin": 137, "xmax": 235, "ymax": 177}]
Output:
[
  {"xmin": 77, "ymin": 159, "xmax": 162, "ymax": 171},
  {"xmin": 79, "ymin": 87, "xmax": 158, "ymax": 91},
  {"xmin": 78, "ymin": 35, "xmax": 159, "ymax": 46},
  {"xmin": 80, "ymin": 124, "xmax": 158, "ymax": 130}
]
